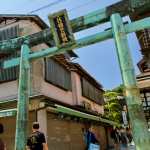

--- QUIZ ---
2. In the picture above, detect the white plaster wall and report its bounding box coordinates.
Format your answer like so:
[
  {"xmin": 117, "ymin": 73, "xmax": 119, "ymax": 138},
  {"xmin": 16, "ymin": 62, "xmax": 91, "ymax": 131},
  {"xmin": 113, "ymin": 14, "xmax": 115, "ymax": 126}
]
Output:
[
  {"xmin": 74, "ymin": 72, "xmax": 104, "ymax": 115},
  {"xmin": 30, "ymin": 99, "xmax": 39, "ymax": 110},
  {"xmin": 137, "ymin": 79, "xmax": 150, "ymax": 89},
  {"xmin": 37, "ymin": 109, "xmax": 47, "ymax": 143},
  {"xmin": 0, "ymin": 80, "xmax": 18, "ymax": 101},
  {"xmin": 40, "ymin": 81, "xmax": 73, "ymax": 105}
]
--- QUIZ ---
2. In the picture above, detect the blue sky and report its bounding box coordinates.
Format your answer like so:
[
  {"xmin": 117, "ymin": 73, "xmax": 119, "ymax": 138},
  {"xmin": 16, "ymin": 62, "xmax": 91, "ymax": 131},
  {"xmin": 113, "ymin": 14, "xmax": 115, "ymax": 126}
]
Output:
[{"xmin": 1, "ymin": 0, "xmax": 142, "ymax": 90}]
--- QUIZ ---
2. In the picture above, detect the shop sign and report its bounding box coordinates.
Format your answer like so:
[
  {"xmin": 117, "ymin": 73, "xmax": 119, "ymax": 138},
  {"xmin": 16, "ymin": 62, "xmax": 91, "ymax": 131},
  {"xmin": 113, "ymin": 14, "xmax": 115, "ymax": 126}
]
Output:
[
  {"xmin": 0, "ymin": 110, "xmax": 16, "ymax": 117},
  {"xmin": 122, "ymin": 111, "xmax": 128, "ymax": 126},
  {"xmin": 48, "ymin": 9, "xmax": 75, "ymax": 49}
]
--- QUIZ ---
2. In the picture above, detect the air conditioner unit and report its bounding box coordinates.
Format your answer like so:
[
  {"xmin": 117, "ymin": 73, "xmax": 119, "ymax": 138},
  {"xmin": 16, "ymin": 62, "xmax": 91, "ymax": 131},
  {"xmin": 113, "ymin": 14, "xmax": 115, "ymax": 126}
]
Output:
[{"xmin": 84, "ymin": 101, "xmax": 92, "ymax": 111}]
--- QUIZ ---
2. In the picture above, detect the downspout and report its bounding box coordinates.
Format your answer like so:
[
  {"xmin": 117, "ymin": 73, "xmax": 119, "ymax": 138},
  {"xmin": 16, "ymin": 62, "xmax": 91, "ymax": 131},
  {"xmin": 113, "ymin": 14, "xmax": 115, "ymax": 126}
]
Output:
[{"xmin": 35, "ymin": 99, "xmax": 51, "ymax": 121}]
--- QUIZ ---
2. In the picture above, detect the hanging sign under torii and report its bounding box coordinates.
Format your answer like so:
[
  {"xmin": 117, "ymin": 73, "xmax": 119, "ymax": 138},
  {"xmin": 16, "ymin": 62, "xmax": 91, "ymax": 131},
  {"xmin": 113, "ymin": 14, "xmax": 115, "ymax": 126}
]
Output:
[{"xmin": 48, "ymin": 9, "xmax": 76, "ymax": 48}]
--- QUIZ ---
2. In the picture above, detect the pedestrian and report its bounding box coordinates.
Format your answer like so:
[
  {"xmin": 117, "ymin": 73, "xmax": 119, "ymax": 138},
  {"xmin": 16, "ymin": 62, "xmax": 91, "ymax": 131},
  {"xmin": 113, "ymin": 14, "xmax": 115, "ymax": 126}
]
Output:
[
  {"xmin": 111, "ymin": 126, "xmax": 120, "ymax": 150},
  {"xmin": 120, "ymin": 127, "xmax": 128, "ymax": 150},
  {"xmin": 125, "ymin": 127, "xmax": 132, "ymax": 146},
  {"xmin": 85, "ymin": 125, "xmax": 99, "ymax": 150},
  {"xmin": 26, "ymin": 122, "xmax": 49, "ymax": 150},
  {"xmin": 0, "ymin": 123, "xmax": 4, "ymax": 150},
  {"xmin": 112, "ymin": 126, "xmax": 120, "ymax": 150},
  {"xmin": 117, "ymin": 128, "xmax": 121, "ymax": 143}
]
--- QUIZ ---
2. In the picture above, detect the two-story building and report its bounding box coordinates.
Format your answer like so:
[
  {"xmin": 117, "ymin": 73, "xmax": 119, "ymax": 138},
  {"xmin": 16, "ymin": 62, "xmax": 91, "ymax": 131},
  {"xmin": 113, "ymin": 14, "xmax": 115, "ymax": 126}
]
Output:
[{"xmin": 0, "ymin": 14, "xmax": 116, "ymax": 150}]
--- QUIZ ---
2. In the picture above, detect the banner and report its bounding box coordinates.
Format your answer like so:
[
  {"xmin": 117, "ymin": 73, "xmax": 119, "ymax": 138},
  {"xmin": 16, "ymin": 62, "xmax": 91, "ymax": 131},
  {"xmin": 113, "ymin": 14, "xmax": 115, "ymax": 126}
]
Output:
[{"xmin": 122, "ymin": 111, "xmax": 128, "ymax": 126}]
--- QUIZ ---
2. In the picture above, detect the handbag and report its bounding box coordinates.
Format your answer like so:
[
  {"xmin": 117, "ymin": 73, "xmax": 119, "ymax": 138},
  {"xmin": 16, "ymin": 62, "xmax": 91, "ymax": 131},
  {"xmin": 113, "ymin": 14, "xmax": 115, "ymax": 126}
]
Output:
[{"xmin": 88, "ymin": 133, "xmax": 100, "ymax": 150}]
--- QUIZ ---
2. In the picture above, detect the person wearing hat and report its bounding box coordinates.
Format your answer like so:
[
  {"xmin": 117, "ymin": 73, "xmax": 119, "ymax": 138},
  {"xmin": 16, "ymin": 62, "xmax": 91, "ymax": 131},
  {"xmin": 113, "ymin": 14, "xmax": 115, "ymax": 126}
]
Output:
[
  {"xmin": 85, "ymin": 125, "xmax": 99, "ymax": 149},
  {"xmin": 0, "ymin": 123, "xmax": 4, "ymax": 150}
]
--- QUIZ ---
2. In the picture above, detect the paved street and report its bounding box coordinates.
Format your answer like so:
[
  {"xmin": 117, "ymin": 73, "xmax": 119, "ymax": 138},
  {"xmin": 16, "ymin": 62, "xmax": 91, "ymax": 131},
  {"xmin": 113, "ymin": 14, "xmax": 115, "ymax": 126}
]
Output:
[{"xmin": 109, "ymin": 142, "xmax": 135, "ymax": 150}]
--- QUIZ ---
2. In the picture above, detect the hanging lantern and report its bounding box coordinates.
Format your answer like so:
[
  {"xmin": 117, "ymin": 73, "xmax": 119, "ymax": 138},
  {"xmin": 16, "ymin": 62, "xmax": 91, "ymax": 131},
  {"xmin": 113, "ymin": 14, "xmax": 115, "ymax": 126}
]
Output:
[
  {"xmin": 66, "ymin": 115, "xmax": 70, "ymax": 120},
  {"xmin": 58, "ymin": 112, "xmax": 63, "ymax": 119}
]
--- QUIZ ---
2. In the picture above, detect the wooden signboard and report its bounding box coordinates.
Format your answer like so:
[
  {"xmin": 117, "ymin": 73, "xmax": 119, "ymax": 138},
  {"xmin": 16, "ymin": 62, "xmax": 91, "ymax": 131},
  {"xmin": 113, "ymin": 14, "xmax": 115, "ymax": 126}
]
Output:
[{"xmin": 48, "ymin": 9, "xmax": 75, "ymax": 48}]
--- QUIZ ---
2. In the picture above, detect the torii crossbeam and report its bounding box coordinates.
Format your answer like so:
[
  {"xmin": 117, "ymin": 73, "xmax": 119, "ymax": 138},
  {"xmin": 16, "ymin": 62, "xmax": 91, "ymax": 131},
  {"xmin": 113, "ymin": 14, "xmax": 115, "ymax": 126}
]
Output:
[{"xmin": 1, "ymin": 0, "xmax": 150, "ymax": 150}]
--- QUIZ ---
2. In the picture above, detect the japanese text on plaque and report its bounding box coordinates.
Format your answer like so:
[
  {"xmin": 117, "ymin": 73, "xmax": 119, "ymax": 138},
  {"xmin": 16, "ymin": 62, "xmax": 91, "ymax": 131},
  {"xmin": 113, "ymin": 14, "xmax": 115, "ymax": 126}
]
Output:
[{"xmin": 56, "ymin": 16, "xmax": 68, "ymax": 43}]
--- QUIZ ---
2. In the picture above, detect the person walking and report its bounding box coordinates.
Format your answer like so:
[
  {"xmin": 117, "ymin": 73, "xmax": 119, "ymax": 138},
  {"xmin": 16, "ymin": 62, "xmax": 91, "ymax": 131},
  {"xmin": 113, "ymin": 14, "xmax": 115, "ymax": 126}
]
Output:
[
  {"xmin": 111, "ymin": 126, "xmax": 120, "ymax": 150},
  {"xmin": 0, "ymin": 123, "xmax": 4, "ymax": 150},
  {"xmin": 120, "ymin": 127, "xmax": 128, "ymax": 150},
  {"xmin": 125, "ymin": 127, "xmax": 132, "ymax": 146},
  {"xmin": 26, "ymin": 122, "xmax": 49, "ymax": 150},
  {"xmin": 85, "ymin": 125, "xmax": 99, "ymax": 150}
]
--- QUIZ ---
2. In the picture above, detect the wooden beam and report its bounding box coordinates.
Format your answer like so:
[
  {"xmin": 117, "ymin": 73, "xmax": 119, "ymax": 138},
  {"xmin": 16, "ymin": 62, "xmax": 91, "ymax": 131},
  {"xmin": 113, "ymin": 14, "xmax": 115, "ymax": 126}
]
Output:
[
  {"xmin": 0, "ymin": 0, "xmax": 150, "ymax": 53},
  {"xmin": 4, "ymin": 16, "xmax": 150, "ymax": 69}
]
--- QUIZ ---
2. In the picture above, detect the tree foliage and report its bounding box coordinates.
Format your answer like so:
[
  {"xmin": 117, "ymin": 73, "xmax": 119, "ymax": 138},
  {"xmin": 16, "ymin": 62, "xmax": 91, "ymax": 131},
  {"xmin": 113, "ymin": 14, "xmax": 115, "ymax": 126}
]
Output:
[
  {"xmin": 104, "ymin": 86, "xmax": 123, "ymax": 125},
  {"xmin": 112, "ymin": 84, "xmax": 124, "ymax": 96}
]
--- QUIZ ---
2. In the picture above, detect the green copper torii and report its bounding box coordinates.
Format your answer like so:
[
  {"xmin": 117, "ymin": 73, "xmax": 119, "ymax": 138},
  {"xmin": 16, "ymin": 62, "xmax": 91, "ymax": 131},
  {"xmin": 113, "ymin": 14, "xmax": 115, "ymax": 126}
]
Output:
[
  {"xmin": 111, "ymin": 13, "xmax": 150, "ymax": 150},
  {"xmin": 1, "ymin": 0, "xmax": 150, "ymax": 149},
  {"xmin": 15, "ymin": 45, "xmax": 30, "ymax": 150}
]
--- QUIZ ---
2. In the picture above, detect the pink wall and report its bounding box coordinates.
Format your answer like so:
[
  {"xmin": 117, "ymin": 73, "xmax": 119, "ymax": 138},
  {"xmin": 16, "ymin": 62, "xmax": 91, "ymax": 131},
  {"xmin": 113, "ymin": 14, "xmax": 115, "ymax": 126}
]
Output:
[{"xmin": 71, "ymin": 72, "xmax": 104, "ymax": 114}]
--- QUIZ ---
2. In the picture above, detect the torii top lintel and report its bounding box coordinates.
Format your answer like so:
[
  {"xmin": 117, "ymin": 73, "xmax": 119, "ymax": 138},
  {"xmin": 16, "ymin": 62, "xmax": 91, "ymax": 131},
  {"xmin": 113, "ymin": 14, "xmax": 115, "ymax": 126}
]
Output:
[{"xmin": 0, "ymin": 0, "xmax": 150, "ymax": 54}]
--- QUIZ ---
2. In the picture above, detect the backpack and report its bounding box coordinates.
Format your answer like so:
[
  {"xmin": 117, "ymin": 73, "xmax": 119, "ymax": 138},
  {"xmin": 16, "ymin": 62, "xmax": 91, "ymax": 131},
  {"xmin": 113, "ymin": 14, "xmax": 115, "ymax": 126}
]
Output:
[{"xmin": 110, "ymin": 130, "xmax": 115, "ymax": 138}]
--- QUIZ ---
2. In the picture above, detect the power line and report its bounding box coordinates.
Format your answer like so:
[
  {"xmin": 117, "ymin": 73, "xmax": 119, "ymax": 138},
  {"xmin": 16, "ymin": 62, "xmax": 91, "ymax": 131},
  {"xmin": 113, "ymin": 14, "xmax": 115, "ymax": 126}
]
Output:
[
  {"xmin": 0, "ymin": 0, "xmax": 34, "ymax": 15},
  {"xmin": 0, "ymin": 0, "xmax": 98, "ymax": 31},
  {"xmin": 0, "ymin": 0, "xmax": 66, "ymax": 28},
  {"xmin": 43, "ymin": 0, "xmax": 97, "ymax": 22},
  {"xmin": 67, "ymin": 0, "xmax": 97, "ymax": 12},
  {"xmin": 27, "ymin": 0, "xmax": 66, "ymax": 14}
]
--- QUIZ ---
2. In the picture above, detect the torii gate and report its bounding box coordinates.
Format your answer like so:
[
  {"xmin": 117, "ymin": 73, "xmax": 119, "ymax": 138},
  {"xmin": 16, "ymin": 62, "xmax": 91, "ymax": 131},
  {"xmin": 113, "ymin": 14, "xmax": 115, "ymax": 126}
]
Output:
[{"xmin": 1, "ymin": 0, "xmax": 150, "ymax": 150}]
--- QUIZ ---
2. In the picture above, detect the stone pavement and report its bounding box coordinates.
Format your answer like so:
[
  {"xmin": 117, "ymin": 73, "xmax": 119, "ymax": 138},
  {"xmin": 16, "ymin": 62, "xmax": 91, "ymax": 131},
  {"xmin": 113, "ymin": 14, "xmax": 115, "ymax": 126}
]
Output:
[{"xmin": 109, "ymin": 142, "xmax": 135, "ymax": 150}]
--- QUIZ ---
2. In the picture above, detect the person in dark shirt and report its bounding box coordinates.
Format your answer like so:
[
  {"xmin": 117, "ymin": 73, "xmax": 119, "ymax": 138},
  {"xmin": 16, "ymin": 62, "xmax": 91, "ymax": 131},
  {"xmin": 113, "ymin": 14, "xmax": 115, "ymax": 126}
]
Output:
[
  {"xmin": 0, "ymin": 123, "xmax": 4, "ymax": 150},
  {"xmin": 85, "ymin": 125, "xmax": 99, "ymax": 149},
  {"xmin": 26, "ymin": 122, "xmax": 48, "ymax": 150},
  {"xmin": 113, "ymin": 126, "xmax": 120, "ymax": 150}
]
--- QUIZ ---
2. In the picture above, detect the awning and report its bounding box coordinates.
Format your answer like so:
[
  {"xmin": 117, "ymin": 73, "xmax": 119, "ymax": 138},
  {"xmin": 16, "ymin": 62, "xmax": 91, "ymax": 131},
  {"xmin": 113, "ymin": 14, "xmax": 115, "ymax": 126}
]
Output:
[
  {"xmin": 55, "ymin": 104, "xmax": 116, "ymax": 125},
  {"xmin": 0, "ymin": 108, "xmax": 16, "ymax": 117}
]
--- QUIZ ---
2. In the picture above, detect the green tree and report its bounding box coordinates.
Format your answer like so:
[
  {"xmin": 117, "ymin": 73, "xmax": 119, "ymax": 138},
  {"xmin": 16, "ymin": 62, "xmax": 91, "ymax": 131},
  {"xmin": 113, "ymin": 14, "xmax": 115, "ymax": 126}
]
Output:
[
  {"xmin": 112, "ymin": 84, "xmax": 124, "ymax": 96},
  {"xmin": 104, "ymin": 90, "xmax": 122, "ymax": 125}
]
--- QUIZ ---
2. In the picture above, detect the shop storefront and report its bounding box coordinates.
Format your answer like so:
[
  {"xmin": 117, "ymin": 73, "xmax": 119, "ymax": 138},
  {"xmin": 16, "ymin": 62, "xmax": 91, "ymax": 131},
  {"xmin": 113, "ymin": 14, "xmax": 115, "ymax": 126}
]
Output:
[
  {"xmin": 46, "ymin": 104, "xmax": 116, "ymax": 150},
  {"xmin": 0, "ymin": 109, "xmax": 36, "ymax": 150}
]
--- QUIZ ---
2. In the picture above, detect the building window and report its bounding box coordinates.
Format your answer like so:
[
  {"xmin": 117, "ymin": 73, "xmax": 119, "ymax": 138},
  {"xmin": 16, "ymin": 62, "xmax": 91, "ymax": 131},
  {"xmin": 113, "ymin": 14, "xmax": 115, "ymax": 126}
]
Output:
[
  {"xmin": 0, "ymin": 25, "xmax": 19, "ymax": 83},
  {"xmin": 81, "ymin": 77, "xmax": 104, "ymax": 106},
  {"xmin": 45, "ymin": 57, "xmax": 72, "ymax": 91}
]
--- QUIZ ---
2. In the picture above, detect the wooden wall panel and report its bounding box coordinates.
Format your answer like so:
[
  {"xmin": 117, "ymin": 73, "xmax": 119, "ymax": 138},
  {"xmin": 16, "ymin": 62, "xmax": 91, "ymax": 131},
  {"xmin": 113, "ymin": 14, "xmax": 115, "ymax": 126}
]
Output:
[
  {"xmin": 93, "ymin": 126, "xmax": 108, "ymax": 150},
  {"xmin": 0, "ymin": 52, "xmax": 18, "ymax": 83},
  {"xmin": 45, "ymin": 57, "xmax": 72, "ymax": 91},
  {"xmin": 0, "ymin": 111, "xmax": 36, "ymax": 150},
  {"xmin": 82, "ymin": 77, "xmax": 104, "ymax": 105},
  {"xmin": 47, "ymin": 112, "xmax": 71, "ymax": 150},
  {"xmin": 0, "ymin": 25, "xmax": 19, "ymax": 84},
  {"xmin": 70, "ymin": 121, "xmax": 86, "ymax": 150}
]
